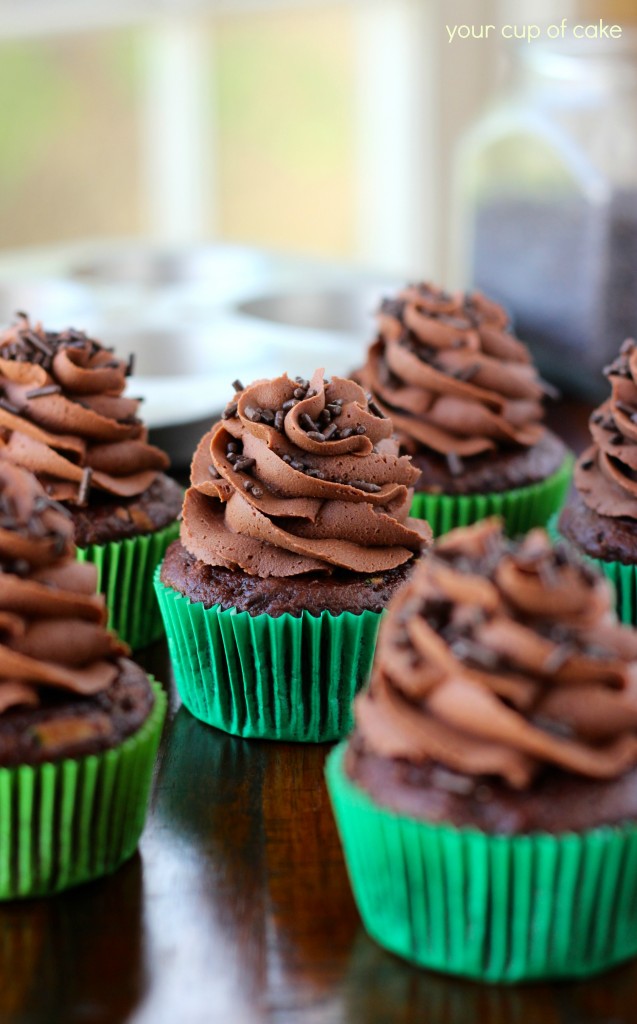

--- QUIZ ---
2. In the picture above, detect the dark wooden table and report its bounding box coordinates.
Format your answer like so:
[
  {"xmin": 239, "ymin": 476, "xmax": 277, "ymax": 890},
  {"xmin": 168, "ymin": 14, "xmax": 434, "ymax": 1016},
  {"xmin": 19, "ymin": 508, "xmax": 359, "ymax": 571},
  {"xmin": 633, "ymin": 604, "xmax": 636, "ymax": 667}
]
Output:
[{"xmin": 5, "ymin": 398, "xmax": 637, "ymax": 1024}]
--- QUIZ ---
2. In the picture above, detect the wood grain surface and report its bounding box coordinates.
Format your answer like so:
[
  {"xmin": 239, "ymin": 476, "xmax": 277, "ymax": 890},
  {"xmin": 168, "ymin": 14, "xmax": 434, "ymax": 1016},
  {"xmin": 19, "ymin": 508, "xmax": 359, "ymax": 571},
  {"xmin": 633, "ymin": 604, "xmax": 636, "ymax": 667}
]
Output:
[{"xmin": 4, "ymin": 398, "xmax": 637, "ymax": 1024}]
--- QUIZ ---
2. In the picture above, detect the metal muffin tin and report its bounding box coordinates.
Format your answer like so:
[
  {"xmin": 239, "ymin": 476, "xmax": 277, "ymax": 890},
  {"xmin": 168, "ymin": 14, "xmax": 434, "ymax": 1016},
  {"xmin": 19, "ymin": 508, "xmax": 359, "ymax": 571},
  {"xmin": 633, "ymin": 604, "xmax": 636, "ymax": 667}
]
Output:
[{"xmin": 0, "ymin": 241, "xmax": 397, "ymax": 466}]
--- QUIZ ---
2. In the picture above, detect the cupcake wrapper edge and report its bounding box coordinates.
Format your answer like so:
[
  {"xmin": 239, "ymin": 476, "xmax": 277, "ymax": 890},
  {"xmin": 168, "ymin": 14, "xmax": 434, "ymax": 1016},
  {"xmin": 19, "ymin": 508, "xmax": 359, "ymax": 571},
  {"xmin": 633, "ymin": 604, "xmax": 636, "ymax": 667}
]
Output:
[
  {"xmin": 155, "ymin": 568, "xmax": 382, "ymax": 742},
  {"xmin": 0, "ymin": 678, "xmax": 166, "ymax": 900},
  {"xmin": 411, "ymin": 456, "xmax": 573, "ymax": 537},
  {"xmin": 326, "ymin": 743, "xmax": 637, "ymax": 982},
  {"xmin": 549, "ymin": 513, "xmax": 637, "ymax": 626},
  {"xmin": 77, "ymin": 520, "xmax": 180, "ymax": 649}
]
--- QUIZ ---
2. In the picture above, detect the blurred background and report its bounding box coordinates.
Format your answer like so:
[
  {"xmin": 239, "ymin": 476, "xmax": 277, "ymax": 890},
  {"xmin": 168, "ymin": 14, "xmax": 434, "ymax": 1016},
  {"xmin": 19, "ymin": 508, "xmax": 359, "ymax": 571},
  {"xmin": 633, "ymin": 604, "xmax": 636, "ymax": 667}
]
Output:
[
  {"xmin": 0, "ymin": 0, "xmax": 496, "ymax": 272},
  {"xmin": 0, "ymin": 0, "xmax": 635, "ymax": 461}
]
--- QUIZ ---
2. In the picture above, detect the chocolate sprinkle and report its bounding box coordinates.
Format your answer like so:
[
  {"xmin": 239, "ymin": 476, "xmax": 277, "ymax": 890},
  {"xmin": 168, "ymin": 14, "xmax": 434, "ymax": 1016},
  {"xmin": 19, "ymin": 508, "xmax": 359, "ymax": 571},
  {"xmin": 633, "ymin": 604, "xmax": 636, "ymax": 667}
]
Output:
[
  {"xmin": 350, "ymin": 480, "xmax": 381, "ymax": 493},
  {"xmin": 77, "ymin": 466, "xmax": 93, "ymax": 507},
  {"xmin": 0, "ymin": 397, "xmax": 20, "ymax": 415},
  {"xmin": 367, "ymin": 396, "xmax": 387, "ymax": 418},
  {"xmin": 300, "ymin": 413, "xmax": 317, "ymax": 432},
  {"xmin": 25, "ymin": 384, "xmax": 62, "ymax": 400},
  {"xmin": 542, "ymin": 644, "xmax": 576, "ymax": 675},
  {"xmin": 445, "ymin": 452, "xmax": 464, "ymax": 477},
  {"xmin": 25, "ymin": 332, "xmax": 55, "ymax": 359}
]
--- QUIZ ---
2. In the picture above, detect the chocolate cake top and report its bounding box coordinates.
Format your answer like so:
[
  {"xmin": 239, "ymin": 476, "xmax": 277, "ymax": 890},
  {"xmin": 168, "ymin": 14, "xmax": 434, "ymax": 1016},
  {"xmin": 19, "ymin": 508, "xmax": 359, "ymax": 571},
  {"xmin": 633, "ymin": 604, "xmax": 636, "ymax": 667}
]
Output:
[
  {"xmin": 357, "ymin": 282, "xmax": 553, "ymax": 469},
  {"xmin": 0, "ymin": 459, "xmax": 127, "ymax": 712},
  {"xmin": 354, "ymin": 518, "xmax": 637, "ymax": 789},
  {"xmin": 0, "ymin": 313, "xmax": 168, "ymax": 506},
  {"xmin": 575, "ymin": 338, "xmax": 637, "ymax": 521},
  {"xmin": 181, "ymin": 368, "xmax": 431, "ymax": 577}
]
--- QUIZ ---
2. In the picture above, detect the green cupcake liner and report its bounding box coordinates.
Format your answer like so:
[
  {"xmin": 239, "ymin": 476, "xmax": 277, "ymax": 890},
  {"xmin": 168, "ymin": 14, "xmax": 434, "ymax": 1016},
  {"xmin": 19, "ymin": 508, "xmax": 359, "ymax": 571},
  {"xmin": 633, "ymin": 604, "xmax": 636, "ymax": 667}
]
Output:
[
  {"xmin": 410, "ymin": 456, "xmax": 573, "ymax": 538},
  {"xmin": 0, "ymin": 679, "xmax": 166, "ymax": 900},
  {"xmin": 77, "ymin": 520, "xmax": 179, "ymax": 649},
  {"xmin": 326, "ymin": 743, "xmax": 637, "ymax": 982},
  {"xmin": 154, "ymin": 568, "xmax": 382, "ymax": 742},
  {"xmin": 548, "ymin": 513, "xmax": 637, "ymax": 625}
]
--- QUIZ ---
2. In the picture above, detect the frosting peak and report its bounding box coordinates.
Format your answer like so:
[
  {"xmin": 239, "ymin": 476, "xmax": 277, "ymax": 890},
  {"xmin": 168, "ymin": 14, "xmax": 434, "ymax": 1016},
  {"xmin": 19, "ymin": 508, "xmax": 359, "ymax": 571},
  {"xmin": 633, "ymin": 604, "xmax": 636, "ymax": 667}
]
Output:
[
  {"xmin": 575, "ymin": 338, "xmax": 637, "ymax": 519},
  {"xmin": 181, "ymin": 369, "xmax": 431, "ymax": 577},
  {"xmin": 355, "ymin": 519, "xmax": 637, "ymax": 789},
  {"xmin": 358, "ymin": 283, "xmax": 550, "ymax": 464},
  {"xmin": 0, "ymin": 314, "xmax": 169, "ymax": 505},
  {"xmin": 0, "ymin": 459, "xmax": 127, "ymax": 713}
]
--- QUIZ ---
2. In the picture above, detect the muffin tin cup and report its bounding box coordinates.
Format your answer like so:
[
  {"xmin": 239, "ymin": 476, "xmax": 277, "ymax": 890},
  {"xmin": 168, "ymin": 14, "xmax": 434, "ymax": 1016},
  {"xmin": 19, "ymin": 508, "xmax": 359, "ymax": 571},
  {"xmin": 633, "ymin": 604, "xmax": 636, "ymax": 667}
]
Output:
[
  {"xmin": 549, "ymin": 513, "xmax": 637, "ymax": 626},
  {"xmin": 0, "ymin": 679, "xmax": 166, "ymax": 901},
  {"xmin": 154, "ymin": 568, "xmax": 382, "ymax": 742},
  {"xmin": 77, "ymin": 520, "xmax": 180, "ymax": 650},
  {"xmin": 326, "ymin": 743, "xmax": 637, "ymax": 983},
  {"xmin": 410, "ymin": 456, "xmax": 573, "ymax": 538}
]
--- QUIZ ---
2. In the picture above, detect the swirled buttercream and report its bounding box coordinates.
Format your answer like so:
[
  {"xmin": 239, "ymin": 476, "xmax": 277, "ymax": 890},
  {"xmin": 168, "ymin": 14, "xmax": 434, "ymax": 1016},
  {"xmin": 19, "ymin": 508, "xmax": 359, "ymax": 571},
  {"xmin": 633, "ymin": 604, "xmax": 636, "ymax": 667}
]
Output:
[
  {"xmin": 357, "ymin": 283, "xmax": 550, "ymax": 464},
  {"xmin": 181, "ymin": 369, "xmax": 431, "ymax": 576},
  {"xmin": 354, "ymin": 518, "xmax": 637, "ymax": 789},
  {"xmin": 0, "ymin": 459, "xmax": 127, "ymax": 713},
  {"xmin": 574, "ymin": 339, "xmax": 637, "ymax": 519},
  {"xmin": 0, "ymin": 314, "xmax": 169, "ymax": 504}
]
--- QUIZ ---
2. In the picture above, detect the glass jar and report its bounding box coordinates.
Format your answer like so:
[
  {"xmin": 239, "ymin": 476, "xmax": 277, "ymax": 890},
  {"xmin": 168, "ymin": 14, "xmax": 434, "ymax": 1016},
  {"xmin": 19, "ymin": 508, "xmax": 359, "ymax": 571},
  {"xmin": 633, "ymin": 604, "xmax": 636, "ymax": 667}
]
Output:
[{"xmin": 457, "ymin": 35, "xmax": 637, "ymax": 397}]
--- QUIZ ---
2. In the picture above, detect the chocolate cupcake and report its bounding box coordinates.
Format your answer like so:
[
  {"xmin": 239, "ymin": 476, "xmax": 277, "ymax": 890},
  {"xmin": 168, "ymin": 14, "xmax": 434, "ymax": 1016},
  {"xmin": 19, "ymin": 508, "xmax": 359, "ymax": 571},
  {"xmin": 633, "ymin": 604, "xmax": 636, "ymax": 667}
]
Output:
[
  {"xmin": 557, "ymin": 339, "xmax": 637, "ymax": 623},
  {"xmin": 0, "ymin": 459, "xmax": 166, "ymax": 897},
  {"xmin": 156, "ymin": 369, "xmax": 431, "ymax": 741},
  {"xmin": 357, "ymin": 283, "xmax": 572, "ymax": 534},
  {"xmin": 327, "ymin": 519, "xmax": 637, "ymax": 980},
  {"xmin": 0, "ymin": 314, "xmax": 182, "ymax": 647}
]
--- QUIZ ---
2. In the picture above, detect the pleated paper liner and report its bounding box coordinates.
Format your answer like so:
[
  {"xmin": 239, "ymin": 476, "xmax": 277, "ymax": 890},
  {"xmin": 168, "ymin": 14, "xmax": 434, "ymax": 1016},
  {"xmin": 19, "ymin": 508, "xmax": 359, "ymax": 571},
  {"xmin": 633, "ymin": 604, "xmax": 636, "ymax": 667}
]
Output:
[
  {"xmin": 0, "ymin": 679, "xmax": 166, "ymax": 900},
  {"xmin": 410, "ymin": 456, "xmax": 573, "ymax": 538},
  {"xmin": 549, "ymin": 513, "xmax": 637, "ymax": 626},
  {"xmin": 326, "ymin": 744, "xmax": 637, "ymax": 983},
  {"xmin": 154, "ymin": 569, "xmax": 381, "ymax": 742},
  {"xmin": 77, "ymin": 520, "xmax": 179, "ymax": 650}
]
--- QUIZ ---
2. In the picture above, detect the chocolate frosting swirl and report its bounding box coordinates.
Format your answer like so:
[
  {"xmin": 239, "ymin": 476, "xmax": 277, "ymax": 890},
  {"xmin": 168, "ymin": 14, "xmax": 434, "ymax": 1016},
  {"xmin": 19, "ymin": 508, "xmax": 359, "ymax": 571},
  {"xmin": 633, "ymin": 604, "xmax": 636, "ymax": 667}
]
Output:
[
  {"xmin": 357, "ymin": 283, "xmax": 548, "ymax": 460},
  {"xmin": 0, "ymin": 459, "xmax": 127, "ymax": 714},
  {"xmin": 0, "ymin": 314, "xmax": 169, "ymax": 504},
  {"xmin": 182, "ymin": 369, "xmax": 431, "ymax": 576},
  {"xmin": 575, "ymin": 338, "xmax": 637, "ymax": 519},
  {"xmin": 354, "ymin": 519, "xmax": 637, "ymax": 789}
]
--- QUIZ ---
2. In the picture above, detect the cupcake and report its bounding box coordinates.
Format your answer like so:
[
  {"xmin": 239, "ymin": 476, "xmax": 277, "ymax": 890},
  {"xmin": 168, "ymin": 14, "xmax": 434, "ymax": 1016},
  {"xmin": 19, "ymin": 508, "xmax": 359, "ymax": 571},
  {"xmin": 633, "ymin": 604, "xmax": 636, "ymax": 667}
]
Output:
[
  {"xmin": 357, "ymin": 283, "xmax": 572, "ymax": 535},
  {"xmin": 557, "ymin": 339, "xmax": 637, "ymax": 623},
  {"xmin": 0, "ymin": 458, "xmax": 166, "ymax": 898},
  {"xmin": 156, "ymin": 368, "xmax": 431, "ymax": 742},
  {"xmin": 0, "ymin": 313, "xmax": 182, "ymax": 647},
  {"xmin": 327, "ymin": 518, "xmax": 637, "ymax": 981}
]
